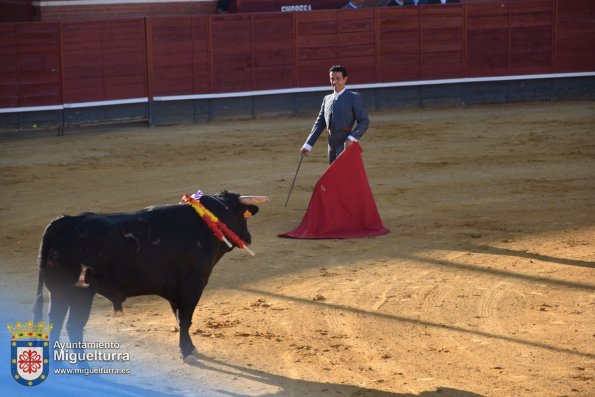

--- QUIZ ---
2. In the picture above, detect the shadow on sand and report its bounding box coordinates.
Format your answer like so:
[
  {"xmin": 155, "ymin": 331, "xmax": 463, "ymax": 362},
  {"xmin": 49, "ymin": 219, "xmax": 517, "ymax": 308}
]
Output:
[
  {"xmin": 185, "ymin": 352, "xmax": 485, "ymax": 397},
  {"xmin": 236, "ymin": 287, "xmax": 594, "ymax": 360}
]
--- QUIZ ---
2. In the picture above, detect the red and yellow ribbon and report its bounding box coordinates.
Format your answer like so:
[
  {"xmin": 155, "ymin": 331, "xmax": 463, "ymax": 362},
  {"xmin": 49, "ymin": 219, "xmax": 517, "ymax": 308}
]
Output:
[{"xmin": 181, "ymin": 194, "xmax": 255, "ymax": 256}]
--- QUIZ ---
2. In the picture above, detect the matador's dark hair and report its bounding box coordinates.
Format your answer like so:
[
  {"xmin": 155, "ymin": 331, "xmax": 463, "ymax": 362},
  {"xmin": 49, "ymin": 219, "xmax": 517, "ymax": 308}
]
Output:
[{"xmin": 329, "ymin": 65, "xmax": 348, "ymax": 77}]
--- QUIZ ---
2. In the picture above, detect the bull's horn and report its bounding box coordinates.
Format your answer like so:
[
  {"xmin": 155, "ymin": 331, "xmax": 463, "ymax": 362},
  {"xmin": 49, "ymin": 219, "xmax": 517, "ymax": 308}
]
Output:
[{"xmin": 239, "ymin": 196, "xmax": 270, "ymax": 205}]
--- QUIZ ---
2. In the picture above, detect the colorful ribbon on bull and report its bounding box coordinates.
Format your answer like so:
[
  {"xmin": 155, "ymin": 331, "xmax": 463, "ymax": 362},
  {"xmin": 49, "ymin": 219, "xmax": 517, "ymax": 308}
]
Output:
[{"xmin": 181, "ymin": 192, "xmax": 255, "ymax": 256}]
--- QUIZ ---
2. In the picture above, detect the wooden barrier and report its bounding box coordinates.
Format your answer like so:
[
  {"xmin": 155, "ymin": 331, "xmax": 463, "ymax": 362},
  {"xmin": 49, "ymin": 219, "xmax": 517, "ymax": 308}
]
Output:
[
  {"xmin": 252, "ymin": 12, "xmax": 295, "ymax": 90},
  {"xmin": 0, "ymin": 0, "xmax": 33, "ymax": 22},
  {"xmin": 420, "ymin": 4, "xmax": 463, "ymax": 80},
  {"xmin": 148, "ymin": 16, "xmax": 209, "ymax": 96},
  {"xmin": 0, "ymin": 0, "xmax": 594, "ymax": 113},
  {"xmin": 508, "ymin": 0, "xmax": 554, "ymax": 75},
  {"xmin": 378, "ymin": 7, "xmax": 422, "ymax": 82},
  {"xmin": 556, "ymin": 0, "xmax": 595, "ymax": 72},
  {"xmin": 0, "ymin": 22, "xmax": 61, "ymax": 108},
  {"xmin": 61, "ymin": 18, "xmax": 147, "ymax": 104},
  {"xmin": 337, "ymin": 8, "xmax": 376, "ymax": 83},
  {"xmin": 211, "ymin": 14, "xmax": 253, "ymax": 92},
  {"xmin": 295, "ymin": 10, "xmax": 339, "ymax": 87}
]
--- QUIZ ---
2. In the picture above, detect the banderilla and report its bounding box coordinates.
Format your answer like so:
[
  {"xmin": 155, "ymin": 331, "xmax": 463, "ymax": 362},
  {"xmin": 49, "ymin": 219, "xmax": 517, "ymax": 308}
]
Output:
[{"xmin": 284, "ymin": 154, "xmax": 304, "ymax": 208}]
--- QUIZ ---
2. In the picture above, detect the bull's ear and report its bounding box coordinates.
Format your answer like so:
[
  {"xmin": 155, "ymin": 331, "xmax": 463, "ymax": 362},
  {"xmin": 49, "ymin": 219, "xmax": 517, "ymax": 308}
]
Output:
[{"xmin": 239, "ymin": 196, "xmax": 270, "ymax": 205}]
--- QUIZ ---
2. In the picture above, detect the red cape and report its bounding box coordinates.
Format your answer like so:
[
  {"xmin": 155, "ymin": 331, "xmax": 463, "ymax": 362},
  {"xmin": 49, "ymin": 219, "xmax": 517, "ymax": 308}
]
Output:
[{"xmin": 280, "ymin": 143, "xmax": 389, "ymax": 239}]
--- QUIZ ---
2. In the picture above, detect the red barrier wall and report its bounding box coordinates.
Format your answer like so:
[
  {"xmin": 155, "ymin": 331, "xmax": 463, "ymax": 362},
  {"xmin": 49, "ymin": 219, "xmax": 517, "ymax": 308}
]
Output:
[
  {"xmin": 295, "ymin": 10, "xmax": 340, "ymax": 87},
  {"xmin": 0, "ymin": 22, "xmax": 61, "ymax": 108},
  {"xmin": 252, "ymin": 12, "xmax": 295, "ymax": 90},
  {"xmin": 378, "ymin": 7, "xmax": 421, "ymax": 82},
  {"xmin": 508, "ymin": 0, "xmax": 554, "ymax": 75},
  {"xmin": 556, "ymin": 0, "xmax": 595, "ymax": 72},
  {"xmin": 148, "ymin": 16, "xmax": 209, "ymax": 96},
  {"xmin": 211, "ymin": 14, "xmax": 253, "ymax": 92},
  {"xmin": 466, "ymin": 0, "xmax": 555, "ymax": 77},
  {"xmin": 421, "ymin": 5, "xmax": 463, "ymax": 80},
  {"xmin": 0, "ymin": 0, "xmax": 594, "ymax": 110},
  {"xmin": 0, "ymin": 0, "xmax": 33, "ymax": 22},
  {"xmin": 61, "ymin": 18, "xmax": 147, "ymax": 104},
  {"xmin": 338, "ymin": 8, "xmax": 376, "ymax": 84}
]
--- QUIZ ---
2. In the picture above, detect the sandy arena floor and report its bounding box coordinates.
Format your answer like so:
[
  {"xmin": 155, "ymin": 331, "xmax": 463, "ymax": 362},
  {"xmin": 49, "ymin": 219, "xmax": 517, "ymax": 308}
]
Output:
[{"xmin": 0, "ymin": 100, "xmax": 593, "ymax": 396}]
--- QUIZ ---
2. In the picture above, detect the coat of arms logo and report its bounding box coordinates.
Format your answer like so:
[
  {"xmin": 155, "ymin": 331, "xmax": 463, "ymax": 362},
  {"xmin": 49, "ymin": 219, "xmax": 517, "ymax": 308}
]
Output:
[{"xmin": 7, "ymin": 320, "xmax": 53, "ymax": 386}]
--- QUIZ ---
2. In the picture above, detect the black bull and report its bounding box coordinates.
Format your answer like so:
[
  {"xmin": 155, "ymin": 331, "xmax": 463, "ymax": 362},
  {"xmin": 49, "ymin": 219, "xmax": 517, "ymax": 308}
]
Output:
[{"xmin": 33, "ymin": 191, "xmax": 262, "ymax": 359}]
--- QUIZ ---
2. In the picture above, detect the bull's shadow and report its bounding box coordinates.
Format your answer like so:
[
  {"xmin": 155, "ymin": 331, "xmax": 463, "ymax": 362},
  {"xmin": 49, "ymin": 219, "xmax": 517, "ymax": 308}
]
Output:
[{"xmin": 187, "ymin": 352, "xmax": 485, "ymax": 397}]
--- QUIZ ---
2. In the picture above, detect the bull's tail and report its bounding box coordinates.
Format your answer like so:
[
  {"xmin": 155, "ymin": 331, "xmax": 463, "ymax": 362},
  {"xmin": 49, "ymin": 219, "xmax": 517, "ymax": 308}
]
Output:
[{"xmin": 33, "ymin": 268, "xmax": 44, "ymax": 323}]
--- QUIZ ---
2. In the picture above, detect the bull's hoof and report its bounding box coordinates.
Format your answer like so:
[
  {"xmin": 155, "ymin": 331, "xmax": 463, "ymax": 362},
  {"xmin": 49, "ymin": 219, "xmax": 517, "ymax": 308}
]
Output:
[
  {"xmin": 112, "ymin": 309, "xmax": 124, "ymax": 316},
  {"xmin": 182, "ymin": 352, "xmax": 199, "ymax": 364},
  {"xmin": 183, "ymin": 355, "xmax": 197, "ymax": 364}
]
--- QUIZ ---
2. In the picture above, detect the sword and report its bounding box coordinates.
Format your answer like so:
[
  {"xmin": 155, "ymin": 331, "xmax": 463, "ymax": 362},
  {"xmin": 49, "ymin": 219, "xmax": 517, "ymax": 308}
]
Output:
[{"xmin": 284, "ymin": 154, "xmax": 304, "ymax": 208}]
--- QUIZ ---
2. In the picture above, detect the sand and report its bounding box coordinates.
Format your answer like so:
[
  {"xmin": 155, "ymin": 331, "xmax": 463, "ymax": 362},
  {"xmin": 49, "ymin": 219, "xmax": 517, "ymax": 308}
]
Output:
[{"xmin": 1, "ymin": 100, "xmax": 593, "ymax": 396}]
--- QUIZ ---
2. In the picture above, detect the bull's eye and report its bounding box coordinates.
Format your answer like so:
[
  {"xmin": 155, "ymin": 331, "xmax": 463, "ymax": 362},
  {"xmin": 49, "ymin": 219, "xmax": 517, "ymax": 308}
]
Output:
[{"xmin": 243, "ymin": 210, "xmax": 253, "ymax": 218}]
